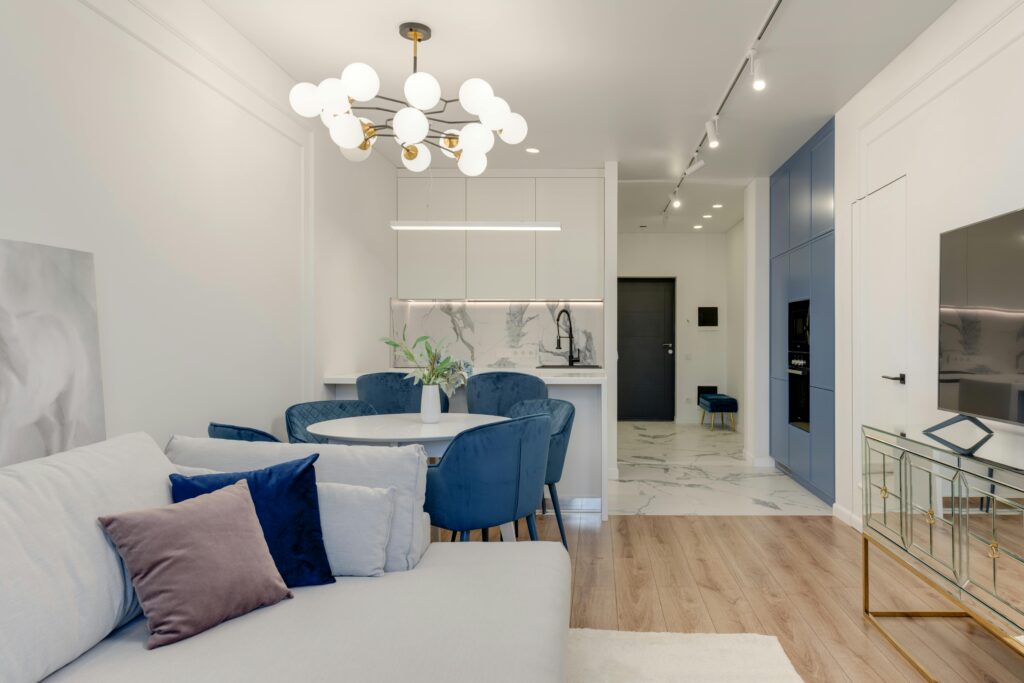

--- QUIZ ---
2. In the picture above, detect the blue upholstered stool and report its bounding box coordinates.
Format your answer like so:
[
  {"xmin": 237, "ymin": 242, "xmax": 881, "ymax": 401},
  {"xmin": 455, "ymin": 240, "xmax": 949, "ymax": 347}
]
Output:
[{"xmin": 698, "ymin": 393, "xmax": 738, "ymax": 431}]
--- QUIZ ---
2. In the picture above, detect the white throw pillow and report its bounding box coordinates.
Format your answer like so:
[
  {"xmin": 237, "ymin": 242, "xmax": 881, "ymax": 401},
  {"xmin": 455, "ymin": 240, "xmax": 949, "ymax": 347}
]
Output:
[
  {"xmin": 317, "ymin": 482, "xmax": 396, "ymax": 577},
  {"xmin": 175, "ymin": 465, "xmax": 399, "ymax": 577}
]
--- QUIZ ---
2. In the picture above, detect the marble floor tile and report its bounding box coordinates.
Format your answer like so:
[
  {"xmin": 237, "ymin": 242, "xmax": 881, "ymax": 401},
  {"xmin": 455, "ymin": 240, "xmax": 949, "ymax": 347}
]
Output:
[{"xmin": 609, "ymin": 422, "xmax": 831, "ymax": 516}]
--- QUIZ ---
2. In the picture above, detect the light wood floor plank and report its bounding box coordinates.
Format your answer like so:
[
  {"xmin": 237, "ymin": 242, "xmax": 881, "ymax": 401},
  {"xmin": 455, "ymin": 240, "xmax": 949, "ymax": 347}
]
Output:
[
  {"xmin": 668, "ymin": 516, "xmax": 766, "ymax": 634},
  {"xmin": 611, "ymin": 516, "xmax": 666, "ymax": 631},
  {"xmin": 437, "ymin": 514, "xmax": 1024, "ymax": 682}
]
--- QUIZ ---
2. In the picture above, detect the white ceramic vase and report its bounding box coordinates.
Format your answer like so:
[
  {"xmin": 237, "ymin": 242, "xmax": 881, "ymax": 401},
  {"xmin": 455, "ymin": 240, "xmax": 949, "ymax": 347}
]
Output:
[{"xmin": 420, "ymin": 384, "xmax": 441, "ymax": 424}]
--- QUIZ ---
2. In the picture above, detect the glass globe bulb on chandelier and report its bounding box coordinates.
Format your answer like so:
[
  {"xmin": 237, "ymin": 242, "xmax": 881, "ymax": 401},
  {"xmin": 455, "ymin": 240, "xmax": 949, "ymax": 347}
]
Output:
[{"xmin": 288, "ymin": 22, "xmax": 528, "ymax": 176}]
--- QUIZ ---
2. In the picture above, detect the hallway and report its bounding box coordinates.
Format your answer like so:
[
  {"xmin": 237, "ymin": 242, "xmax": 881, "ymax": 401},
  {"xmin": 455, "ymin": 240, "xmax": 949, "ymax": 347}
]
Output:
[{"xmin": 609, "ymin": 422, "xmax": 830, "ymax": 515}]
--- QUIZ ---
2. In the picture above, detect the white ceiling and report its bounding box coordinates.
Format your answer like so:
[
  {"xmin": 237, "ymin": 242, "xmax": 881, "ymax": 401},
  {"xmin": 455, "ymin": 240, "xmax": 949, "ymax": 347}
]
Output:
[
  {"xmin": 208, "ymin": 0, "xmax": 953, "ymax": 227},
  {"xmin": 619, "ymin": 180, "xmax": 745, "ymax": 234}
]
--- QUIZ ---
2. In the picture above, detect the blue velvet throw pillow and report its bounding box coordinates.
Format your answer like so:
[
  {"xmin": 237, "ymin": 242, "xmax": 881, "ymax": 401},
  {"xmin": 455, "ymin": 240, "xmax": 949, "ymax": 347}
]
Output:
[{"xmin": 169, "ymin": 455, "xmax": 335, "ymax": 588}]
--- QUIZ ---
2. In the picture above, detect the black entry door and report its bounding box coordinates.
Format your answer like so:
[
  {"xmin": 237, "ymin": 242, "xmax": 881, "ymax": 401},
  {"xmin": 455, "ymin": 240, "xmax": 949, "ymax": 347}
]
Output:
[{"xmin": 618, "ymin": 278, "xmax": 675, "ymax": 420}]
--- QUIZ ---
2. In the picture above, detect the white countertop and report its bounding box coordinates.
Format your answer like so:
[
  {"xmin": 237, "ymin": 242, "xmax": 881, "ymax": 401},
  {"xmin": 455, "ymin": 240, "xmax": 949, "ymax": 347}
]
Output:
[{"xmin": 324, "ymin": 368, "xmax": 607, "ymax": 386}]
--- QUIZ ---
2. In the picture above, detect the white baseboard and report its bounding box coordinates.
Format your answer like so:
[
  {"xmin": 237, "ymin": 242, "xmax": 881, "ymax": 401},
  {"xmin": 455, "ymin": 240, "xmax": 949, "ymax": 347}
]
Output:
[
  {"xmin": 744, "ymin": 449, "xmax": 775, "ymax": 467},
  {"xmin": 832, "ymin": 502, "xmax": 862, "ymax": 531}
]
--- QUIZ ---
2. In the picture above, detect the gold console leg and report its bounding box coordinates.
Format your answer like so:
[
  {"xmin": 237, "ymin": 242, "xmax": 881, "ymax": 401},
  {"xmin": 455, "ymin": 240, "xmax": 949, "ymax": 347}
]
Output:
[
  {"xmin": 700, "ymin": 409, "xmax": 705, "ymax": 425},
  {"xmin": 862, "ymin": 533, "xmax": 1024, "ymax": 682}
]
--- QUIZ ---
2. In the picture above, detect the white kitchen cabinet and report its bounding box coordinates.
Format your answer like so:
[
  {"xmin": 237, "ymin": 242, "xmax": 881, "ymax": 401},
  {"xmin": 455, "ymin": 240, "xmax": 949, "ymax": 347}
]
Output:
[
  {"xmin": 396, "ymin": 177, "xmax": 466, "ymax": 299},
  {"xmin": 535, "ymin": 177, "xmax": 604, "ymax": 299},
  {"xmin": 466, "ymin": 178, "xmax": 536, "ymax": 299}
]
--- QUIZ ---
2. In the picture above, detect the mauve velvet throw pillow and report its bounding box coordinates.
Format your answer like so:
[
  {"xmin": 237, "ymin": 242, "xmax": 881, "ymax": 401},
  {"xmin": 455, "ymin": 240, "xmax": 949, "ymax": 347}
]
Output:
[
  {"xmin": 99, "ymin": 480, "xmax": 291, "ymax": 649},
  {"xmin": 169, "ymin": 454, "xmax": 335, "ymax": 587}
]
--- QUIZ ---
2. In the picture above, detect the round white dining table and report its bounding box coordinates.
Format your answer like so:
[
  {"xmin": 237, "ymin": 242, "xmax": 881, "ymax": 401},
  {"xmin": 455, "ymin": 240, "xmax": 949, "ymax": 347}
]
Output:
[
  {"xmin": 306, "ymin": 412, "xmax": 517, "ymax": 542},
  {"xmin": 306, "ymin": 412, "xmax": 507, "ymax": 457}
]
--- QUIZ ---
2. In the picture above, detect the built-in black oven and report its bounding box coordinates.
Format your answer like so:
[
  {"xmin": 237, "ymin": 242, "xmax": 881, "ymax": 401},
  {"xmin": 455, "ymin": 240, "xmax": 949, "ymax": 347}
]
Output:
[
  {"xmin": 788, "ymin": 299, "xmax": 811, "ymax": 431},
  {"xmin": 788, "ymin": 300, "xmax": 809, "ymax": 352}
]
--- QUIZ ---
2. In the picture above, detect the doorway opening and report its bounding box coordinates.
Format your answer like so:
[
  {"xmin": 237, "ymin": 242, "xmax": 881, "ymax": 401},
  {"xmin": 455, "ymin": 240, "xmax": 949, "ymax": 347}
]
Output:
[{"xmin": 617, "ymin": 277, "xmax": 675, "ymax": 421}]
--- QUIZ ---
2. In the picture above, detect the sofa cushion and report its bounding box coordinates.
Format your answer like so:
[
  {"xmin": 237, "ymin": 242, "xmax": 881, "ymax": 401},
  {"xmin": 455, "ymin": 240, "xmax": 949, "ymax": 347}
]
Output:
[
  {"xmin": 317, "ymin": 482, "xmax": 395, "ymax": 577},
  {"xmin": 165, "ymin": 436, "xmax": 428, "ymax": 571},
  {"xmin": 170, "ymin": 456, "xmax": 334, "ymax": 588},
  {"xmin": 99, "ymin": 480, "xmax": 292, "ymax": 649},
  {"xmin": 0, "ymin": 433, "xmax": 175, "ymax": 683},
  {"xmin": 46, "ymin": 542, "xmax": 571, "ymax": 683}
]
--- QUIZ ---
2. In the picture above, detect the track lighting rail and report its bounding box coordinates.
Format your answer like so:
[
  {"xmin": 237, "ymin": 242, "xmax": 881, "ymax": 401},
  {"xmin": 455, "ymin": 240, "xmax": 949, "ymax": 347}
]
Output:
[{"xmin": 661, "ymin": 0, "xmax": 784, "ymax": 214}]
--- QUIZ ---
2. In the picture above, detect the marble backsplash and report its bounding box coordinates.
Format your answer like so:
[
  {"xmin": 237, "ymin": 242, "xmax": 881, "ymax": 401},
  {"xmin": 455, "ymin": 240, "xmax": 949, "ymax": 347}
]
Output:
[{"xmin": 390, "ymin": 300, "xmax": 603, "ymax": 370}]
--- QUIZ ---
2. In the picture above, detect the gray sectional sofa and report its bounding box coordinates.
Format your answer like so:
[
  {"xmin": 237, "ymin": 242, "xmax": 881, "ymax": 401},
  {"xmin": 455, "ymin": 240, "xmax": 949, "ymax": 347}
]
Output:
[{"xmin": 0, "ymin": 433, "xmax": 570, "ymax": 682}]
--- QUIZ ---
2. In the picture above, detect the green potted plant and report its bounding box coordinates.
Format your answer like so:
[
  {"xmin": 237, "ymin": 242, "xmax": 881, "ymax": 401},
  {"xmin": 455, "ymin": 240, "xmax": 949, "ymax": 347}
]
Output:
[{"xmin": 382, "ymin": 328, "xmax": 471, "ymax": 423}]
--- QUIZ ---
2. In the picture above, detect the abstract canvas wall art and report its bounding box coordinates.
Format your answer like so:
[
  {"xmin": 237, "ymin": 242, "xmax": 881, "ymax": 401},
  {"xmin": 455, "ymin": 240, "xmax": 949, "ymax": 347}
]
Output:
[{"xmin": 0, "ymin": 239, "xmax": 105, "ymax": 466}]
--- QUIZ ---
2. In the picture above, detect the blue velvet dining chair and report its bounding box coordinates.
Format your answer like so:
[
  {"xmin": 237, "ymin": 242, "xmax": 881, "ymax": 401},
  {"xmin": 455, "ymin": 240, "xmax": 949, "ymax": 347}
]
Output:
[
  {"xmin": 285, "ymin": 400, "xmax": 377, "ymax": 444},
  {"xmin": 466, "ymin": 372, "xmax": 548, "ymax": 417},
  {"xmin": 207, "ymin": 422, "xmax": 280, "ymax": 442},
  {"xmin": 356, "ymin": 372, "xmax": 450, "ymax": 415},
  {"xmin": 507, "ymin": 399, "xmax": 575, "ymax": 549},
  {"xmin": 424, "ymin": 415, "xmax": 550, "ymax": 542}
]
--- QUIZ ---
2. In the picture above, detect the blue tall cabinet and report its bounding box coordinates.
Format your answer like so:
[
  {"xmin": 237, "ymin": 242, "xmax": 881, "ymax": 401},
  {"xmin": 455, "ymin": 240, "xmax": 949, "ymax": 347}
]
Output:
[{"xmin": 769, "ymin": 119, "xmax": 835, "ymax": 504}]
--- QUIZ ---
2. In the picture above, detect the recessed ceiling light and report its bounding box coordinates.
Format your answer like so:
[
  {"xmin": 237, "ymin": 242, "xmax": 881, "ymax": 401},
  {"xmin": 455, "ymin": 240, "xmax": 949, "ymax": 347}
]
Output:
[
  {"xmin": 703, "ymin": 214, "xmax": 712, "ymax": 219},
  {"xmin": 525, "ymin": 147, "xmax": 540, "ymax": 154},
  {"xmin": 712, "ymin": 204, "xmax": 723, "ymax": 209},
  {"xmin": 694, "ymin": 225, "xmax": 703, "ymax": 230}
]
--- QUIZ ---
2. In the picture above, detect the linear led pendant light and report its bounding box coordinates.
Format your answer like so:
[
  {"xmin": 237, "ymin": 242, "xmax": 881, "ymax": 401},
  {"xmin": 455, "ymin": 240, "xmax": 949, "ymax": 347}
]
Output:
[
  {"xmin": 288, "ymin": 22, "xmax": 528, "ymax": 176},
  {"xmin": 390, "ymin": 221, "xmax": 560, "ymax": 231}
]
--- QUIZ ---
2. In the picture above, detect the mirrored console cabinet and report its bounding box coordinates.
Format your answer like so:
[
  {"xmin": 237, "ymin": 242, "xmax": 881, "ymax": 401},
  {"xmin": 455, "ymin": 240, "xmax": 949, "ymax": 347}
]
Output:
[{"xmin": 862, "ymin": 425, "xmax": 1024, "ymax": 680}]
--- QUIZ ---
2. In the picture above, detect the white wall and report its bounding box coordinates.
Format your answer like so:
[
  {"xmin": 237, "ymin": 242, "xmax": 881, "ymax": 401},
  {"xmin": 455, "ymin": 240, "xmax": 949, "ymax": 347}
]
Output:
[
  {"xmin": 725, "ymin": 220, "xmax": 746, "ymax": 433},
  {"xmin": 0, "ymin": 0, "xmax": 395, "ymax": 444},
  {"xmin": 744, "ymin": 178, "xmax": 772, "ymax": 463},
  {"xmin": 314, "ymin": 129, "xmax": 396, "ymax": 395},
  {"xmin": 834, "ymin": 0, "xmax": 1024, "ymax": 527},
  {"xmin": 618, "ymin": 232, "xmax": 730, "ymax": 423}
]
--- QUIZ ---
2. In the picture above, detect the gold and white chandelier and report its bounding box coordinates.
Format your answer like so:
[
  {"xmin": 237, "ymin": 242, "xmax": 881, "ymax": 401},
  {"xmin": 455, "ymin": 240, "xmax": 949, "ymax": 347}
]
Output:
[{"xmin": 288, "ymin": 22, "xmax": 527, "ymax": 176}]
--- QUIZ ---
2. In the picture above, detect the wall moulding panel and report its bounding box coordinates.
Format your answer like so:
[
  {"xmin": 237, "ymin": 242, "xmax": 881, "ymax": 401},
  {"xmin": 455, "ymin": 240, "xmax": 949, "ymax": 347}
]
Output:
[
  {"xmin": 835, "ymin": 0, "xmax": 1024, "ymax": 529},
  {"xmin": 0, "ymin": 0, "xmax": 336, "ymax": 444}
]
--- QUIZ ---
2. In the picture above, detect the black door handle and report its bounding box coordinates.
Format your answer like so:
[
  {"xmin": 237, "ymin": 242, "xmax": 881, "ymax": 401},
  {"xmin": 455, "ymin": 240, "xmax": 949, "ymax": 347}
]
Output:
[{"xmin": 881, "ymin": 373, "xmax": 906, "ymax": 384}]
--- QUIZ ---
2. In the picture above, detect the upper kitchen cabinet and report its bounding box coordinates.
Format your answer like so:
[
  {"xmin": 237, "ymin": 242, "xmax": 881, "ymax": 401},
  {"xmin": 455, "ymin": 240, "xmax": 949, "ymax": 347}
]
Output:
[
  {"xmin": 466, "ymin": 178, "xmax": 536, "ymax": 299},
  {"xmin": 770, "ymin": 173, "xmax": 789, "ymax": 257},
  {"xmin": 788, "ymin": 148, "xmax": 811, "ymax": 249},
  {"xmin": 396, "ymin": 177, "xmax": 466, "ymax": 299},
  {"xmin": 535, "ymin": 177, "xmax": 604, "ymax": 300},
  {"xmin": 810, "ymin": 129, "xmax": 835, "ymax": 238}
]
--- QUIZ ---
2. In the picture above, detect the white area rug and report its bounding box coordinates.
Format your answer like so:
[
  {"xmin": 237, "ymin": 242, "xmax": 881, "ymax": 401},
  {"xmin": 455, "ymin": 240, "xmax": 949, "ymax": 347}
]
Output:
[{"xmin": 567, "ymin": 629, "xmax": 804, "ymax": 682}]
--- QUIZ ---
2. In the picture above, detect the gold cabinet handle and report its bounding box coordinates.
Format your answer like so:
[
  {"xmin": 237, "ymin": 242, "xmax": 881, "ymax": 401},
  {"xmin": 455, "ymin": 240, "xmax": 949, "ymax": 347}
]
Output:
[
  {"xmin": 926, "ymin": 509, "xmax": 936, "ymax": 526},
  {"xmin": 988, "ymin": 542, "xmax": 1001, "ymax": 560},
  {"xmin": 879, "ymin": 485, "xmax": 889, "ymax": 500}
]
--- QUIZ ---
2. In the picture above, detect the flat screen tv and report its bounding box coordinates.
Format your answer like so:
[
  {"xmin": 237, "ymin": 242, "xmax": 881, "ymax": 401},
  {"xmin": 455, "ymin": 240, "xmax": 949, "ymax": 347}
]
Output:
[{"xmin": 938, "ymin": 208, "xmax": 1024, "ymax": 425}]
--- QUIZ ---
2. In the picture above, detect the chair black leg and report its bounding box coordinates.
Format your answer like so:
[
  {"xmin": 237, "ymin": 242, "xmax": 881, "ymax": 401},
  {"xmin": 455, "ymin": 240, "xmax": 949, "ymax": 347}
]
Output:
[
  {"xmin": 526, "ymin": 513, "xmax": 539, "ymax": 541},
  {"xmin": 450, "ymin": 529, "xmax": 458, "ymax": 542},
  {"xmin": 460, "ymin": 530, "xmax": 470, "ymax": 542},
  {"xmin": 542, "ymin": 496, "xmax": 547, "ymax": 515},
  {"xmin": 549, "ymin": 483, "xmax": 567, "ymax": 549},
  {"xmin": 481, "ymin": 527, "xmax": 489, "ymax": 542},
  {"xmin": 514, "ymin": 518, "xmax": 520, "ymax": 538}
]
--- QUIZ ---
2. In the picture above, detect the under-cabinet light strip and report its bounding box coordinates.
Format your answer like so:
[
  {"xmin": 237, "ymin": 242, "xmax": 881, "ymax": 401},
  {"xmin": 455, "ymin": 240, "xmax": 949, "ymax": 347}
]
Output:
[{"xmin": 390, "ymin": 221, "xmax": 561, "ymax": 232}]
